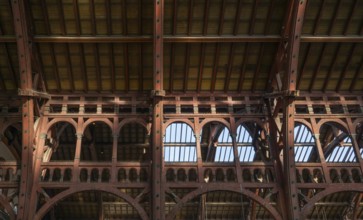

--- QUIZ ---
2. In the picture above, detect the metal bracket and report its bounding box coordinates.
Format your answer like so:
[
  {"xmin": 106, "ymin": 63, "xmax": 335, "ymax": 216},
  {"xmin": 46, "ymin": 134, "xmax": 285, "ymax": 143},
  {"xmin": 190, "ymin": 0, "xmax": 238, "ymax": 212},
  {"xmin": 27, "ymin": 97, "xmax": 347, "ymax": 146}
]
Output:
[
  {"xmin": 18, "ymin": 88, "xmax": 51, "ymax": 99},
  {"xmin": 150, "ymin": 90, "xmax": 166, "ymax": 98}
]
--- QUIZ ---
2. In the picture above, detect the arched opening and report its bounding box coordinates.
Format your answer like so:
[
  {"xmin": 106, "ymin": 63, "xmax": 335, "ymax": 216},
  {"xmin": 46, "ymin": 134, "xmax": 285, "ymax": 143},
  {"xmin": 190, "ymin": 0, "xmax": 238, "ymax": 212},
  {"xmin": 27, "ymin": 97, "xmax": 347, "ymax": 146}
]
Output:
[
  {"xmin": 45, "ymin": 122, "xmax": 77, "ymax": 161},
  {"xmin": 304, "ymin": 191, "xmax": 363, "ymax": 219},
  {"xmin": 236, "ymin": 122, "xmax": 270, "ymax": 162},
  {"xmin": 167, "ymin": 190, "xmax": 278, "ymax": 220},
  {"xmin": 1, "ymin": 123, "xmax": 22, "ymax": 161},
  {"xmin": 40, "ymin": 191, "xmax": 144, "ymax": 220},
  {"xmin": 118, "ymin": 122, "xmax": 150, "ymax": 162},
  {"xmin": 294, "ymin": 123, "xmax": 319, "ymax": 162},
  {"xmin": 81, "ymin": 122, "xmax": 113, "ymax": 162},
  {"xmin": 164, "ymin": 123, "xmax": 196, "ymax": 162},
  {"xmin": 319, "ymin": 122, "xmax": 357, "ymax": 163},
  {"xmin": 200, "ymin": 122, "xmax": 233, "ymax": 162}
]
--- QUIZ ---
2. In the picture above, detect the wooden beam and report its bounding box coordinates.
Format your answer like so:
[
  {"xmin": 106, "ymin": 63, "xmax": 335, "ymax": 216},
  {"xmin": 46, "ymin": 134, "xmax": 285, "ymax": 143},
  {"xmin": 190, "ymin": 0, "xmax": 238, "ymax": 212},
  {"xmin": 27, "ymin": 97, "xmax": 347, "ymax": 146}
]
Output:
[
  {"xmin": 4, "ymin": 35, "xmax": 363, "ymax": 43},
  {"xmin": 282, "ymin": 1, "xmax": 307, "ymax": 219},
  {"xmin": 152, "ymin": 0, "xmax": 165, "ymax": 218},
  {"xmin": 11, "ymin": 0, "xmax": 35, "ymax": 218}
]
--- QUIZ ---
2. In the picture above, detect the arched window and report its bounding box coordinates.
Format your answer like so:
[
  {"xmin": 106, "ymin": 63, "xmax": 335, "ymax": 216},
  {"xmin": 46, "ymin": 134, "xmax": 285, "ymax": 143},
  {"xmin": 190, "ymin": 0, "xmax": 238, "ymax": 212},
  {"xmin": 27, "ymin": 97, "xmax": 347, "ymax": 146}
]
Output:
[
  {"xmin": 81, "ymin": 122, "xmax": 113, "ymax": 162},
  {"xmin": 294, "ymin": 124, "xmax": 318, "ymax": 162},
  {"xmin": 326, "ymin": 136, "xmax": 356, "ymax": 162},
  {"xmin": 236, "ymin": 125, "xmax": 256, "ymax": 162},
  {"xmin": 320, "ymin": 122, "xmax": 357, "ymax": 163},
  {"xmin": 214, "ymin": 127, "xmax": 234, "ymax": 162},
  {"xmin": 164, "ymin": 123, "xmax": 196, "ymax": 162}
]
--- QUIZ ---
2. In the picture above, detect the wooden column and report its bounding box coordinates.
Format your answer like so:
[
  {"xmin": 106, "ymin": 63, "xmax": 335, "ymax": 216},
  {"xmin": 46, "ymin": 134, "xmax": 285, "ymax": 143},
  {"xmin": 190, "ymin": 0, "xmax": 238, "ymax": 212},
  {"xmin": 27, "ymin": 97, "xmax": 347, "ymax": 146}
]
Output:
[
  {"xmin": 152, "ymin": 0, "xmax": 165, "ymax": 219},
  {"xmin": 11, "ymin": 0, "xmax": 34, "ymax": 219},
  {"xmin": 282, "ymin": 1, "xmax": 307, "ymax": 219}
]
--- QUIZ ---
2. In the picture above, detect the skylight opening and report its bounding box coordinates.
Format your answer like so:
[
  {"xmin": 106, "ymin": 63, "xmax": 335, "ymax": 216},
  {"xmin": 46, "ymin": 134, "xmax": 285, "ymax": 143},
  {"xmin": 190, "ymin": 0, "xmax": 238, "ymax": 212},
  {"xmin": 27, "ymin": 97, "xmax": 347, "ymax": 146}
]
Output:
[
  {"xmin": 294, "ymin": 124, "xmax": 316, "ymax": 162},
  {"xmin": 236, "ymin": 125, "xmax": 256, "ymax": 162},
  {"xmin": 164, "ymin": 123, "xmax": 197, "ymax": 162}
]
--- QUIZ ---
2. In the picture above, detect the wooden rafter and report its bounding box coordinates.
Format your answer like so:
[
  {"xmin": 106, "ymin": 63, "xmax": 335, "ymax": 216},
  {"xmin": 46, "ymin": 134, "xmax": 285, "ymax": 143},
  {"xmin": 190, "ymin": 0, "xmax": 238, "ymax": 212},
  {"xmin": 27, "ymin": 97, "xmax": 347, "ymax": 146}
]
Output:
[
  {"xmin": 309, "ymin": 44, "xmax": 326, "ymax": 92},
  {"xmin": 210, "ymin": 43, "xmax": 220, "ymax": 92},
  {"xmin": 169, "ymin": 44, "xmax": 175, "ymax": 92},
  {"xmin": 203, "ymin": 0, "xmax": 210, "ymax": 36},
  {"xmin": 224, "ymin": 43, "xmax": 235, "ymax": 93},
  {"xmin": 183, "ymin": 45, "xmax": 190, "ymax": 93},
  {"xmin": 197, "ymin": 44, "xmax": 205, "ymax": 93},
  {"xmin": 336, "ymin": 43, "xmax": 356, "ymax": 92},
  {"xmin": 322, "ymin": 44, "xmax": 341, "ymax": 92},
  {"xmin": 217, "ymin": 0, "xmax": 226, "ymax": 35},
  {"xmin": 238, "ymin": 44, "xmax": 249, "ymax": 92}
]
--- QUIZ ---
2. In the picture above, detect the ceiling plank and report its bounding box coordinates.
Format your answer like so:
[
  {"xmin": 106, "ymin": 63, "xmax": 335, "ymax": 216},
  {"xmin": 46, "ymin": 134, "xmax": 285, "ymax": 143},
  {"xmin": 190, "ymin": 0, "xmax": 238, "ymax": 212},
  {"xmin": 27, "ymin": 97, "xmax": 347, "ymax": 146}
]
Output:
[
  {"xmin": 233, "ymin": 0, "xmax": 242, "ymax": 35},
  {"xmin": 183, "ymin": 45, "xmax": 191, "ymax": 93},
  {"xmin": 49, "ymin": 44, "xmax": 61, "ymax": 92},
  {"xmin": 210, "ymin": 43, "xmax": 221, "ymax": 92},
  {"xmin": 322, "ymin": 44, "xmax": 341, "ymax": 92},
  {"xmin": 313, "ymin": 0, "xmax": 325, "ymax": 35},
  {"xmin": 169, "ymin": 44, "xmax": 175, "ymax": 93},
  {"xmin": 110, "ymin": 44, "xmax": 115, "ymax": 92},
  {"xmin": 308, "ymin": 44, "xmax": 326, "ymax": 91},
  {"xmin": 336, "ymin": 43, "xmax": 356, "ymax": 92},
  {"xmin": 138, "ymin": 0, "xmax": 142, "ymax": 35},
  {"xmin": 328, "ymin": 0, "xmax": 341, "ymax": 35},
  {"xmin": 349, "ymin": 49, "xmax": 363, "ymax": 92},
  {"xmin": 73, "ymin": 0, "xmax": 81, "ymax": 35},
  {"xmin": 89, "ymin": 0, "xmax": 97, "ymax": 35},
  {"xmin": 252, "ymin": 44, "xmax": 264, "ymax": 92},
  {"xmin": 224, "ymin": 44, "xmax": 235, "ymax": 93},
  {"xmin": 65, "ymin": 44, "xmax": 75, "ymax": 92},
  {"xmin": 249, "ymin": 0, "xmax": 259, "ymax": 35},
  {"xmin": 197, "ymin": 44, "xmax": 206, "ymax": 93},
  {"xmin": 296, "ymin": 44, "xmax": 311, "ymax": 89},
  {"xmin": 218, "ymin": 0, "xmax": 226, "ymax": 35},
  {"xmin": 264, "ymin": 0, "xmax": 275, "ymax": 34},
  {"xmin": 238, "ymin": 44, "xmax": 249, "ymax": 92},
  {"xmin": 138, "ymin": 44, "xmax": 143, "ymax": 92},
  {"xmin": 94, "ymin": 44, "xmax": 102, "ymax": 92},
  {"xmin": 105, "ymin": 0, "xmax": 112, "ymax": 35},
  {"xmin": 172, "ymin": 0, "xmax": 178, "ymax": 35},
  {"xmin": 123, "ymin": 44, "xmax": 129, "ymax": 92},
  {"xmin": 57, "ymin": 0, "xmax": 66, "ymax": 35},
  {"xmin": 343, "ymin": 0, "xmax": 358, "ymax": 35},
  {"xmin": 203, "ymin": 0, "xmax": 210, "ymax": 35},
  {"xmin": 122, "ymin": 0, "xmax": 128, "ymax": 35},
  {"xmin": 79, "ymin": 44, "xmax": 88, "ymax": 92},
  {"xmin": 0, "ymin": 25, "xmax": 17, "ymax": 89},
  {"xmin": 187, "ymin": 0, "xmax": 194, "ymax": 35}
]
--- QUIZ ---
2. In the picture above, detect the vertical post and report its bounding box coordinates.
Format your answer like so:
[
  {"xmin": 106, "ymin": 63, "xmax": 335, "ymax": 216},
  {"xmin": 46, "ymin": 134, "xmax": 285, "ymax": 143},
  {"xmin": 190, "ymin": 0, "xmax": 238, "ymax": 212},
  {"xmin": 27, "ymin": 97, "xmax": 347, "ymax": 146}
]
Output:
[
  {"xmin": 283, "ymin": 1, "xmax": 307, "ymax": 220},
  {"xmin": 194, "ymin": 118, "xmax": 204, "ymax": 182},
  {"xmin": 73, "ymin": 118, "xmax": 84, "ymax": 182},
  {"xmin": 230, "ymin": 118, "xmax": 243, "ymax": 183},
  {"xmin": 11, "ymin": 0, "xmax": 34, "ymax": 219},
  {"xmin": 111, "ymin": 117, "xmax": 119, "ymax": 183},
  {"xmin": 152, "ymin": 0, "xmax": 165, "ymax": 219}
]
